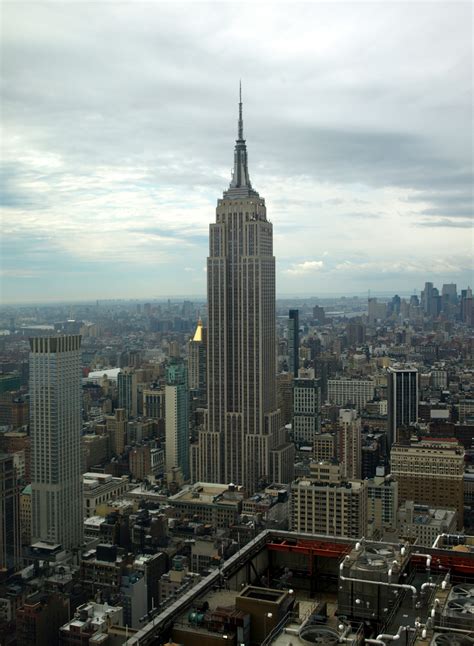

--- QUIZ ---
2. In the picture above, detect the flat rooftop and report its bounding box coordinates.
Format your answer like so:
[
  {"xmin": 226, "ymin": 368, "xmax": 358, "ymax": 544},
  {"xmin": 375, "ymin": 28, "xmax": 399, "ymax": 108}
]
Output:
[
  {"xmin": 168, "ymin": 483, "xmax": 244, "ymax": 506},
  {"xmin": 125, "ymin": 529, "xmax": 474, "ymax": 646}
]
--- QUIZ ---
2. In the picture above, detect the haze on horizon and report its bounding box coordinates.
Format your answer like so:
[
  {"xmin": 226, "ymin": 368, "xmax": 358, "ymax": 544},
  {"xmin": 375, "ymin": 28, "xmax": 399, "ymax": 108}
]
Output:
[{"xmin": 1, "ymin": 1, "xmax": 472, "ymax": 304}]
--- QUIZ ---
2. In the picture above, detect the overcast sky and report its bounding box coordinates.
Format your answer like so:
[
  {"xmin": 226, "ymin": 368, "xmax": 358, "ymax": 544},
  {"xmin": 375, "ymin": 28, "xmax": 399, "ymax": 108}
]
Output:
[{"xmin": 1, "ymin": 1, "xmax": 472, "ymax": 303}]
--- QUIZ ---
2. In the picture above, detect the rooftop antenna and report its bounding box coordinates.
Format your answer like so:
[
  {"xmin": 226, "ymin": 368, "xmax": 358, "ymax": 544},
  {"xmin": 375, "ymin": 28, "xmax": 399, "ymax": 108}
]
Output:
[{"xmin": 238, "ymin": 79, "xmax": 243, "ymax": 140}]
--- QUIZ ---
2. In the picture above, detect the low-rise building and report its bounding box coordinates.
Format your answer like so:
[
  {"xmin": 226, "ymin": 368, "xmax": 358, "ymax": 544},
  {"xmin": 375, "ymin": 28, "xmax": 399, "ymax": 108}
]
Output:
[
  {"xmin": 241, "ymin": 484, "xmax": 290, "ymax": 529},
  {"xmin": 80, "ymin": 545, "xmax": 132, "ymax": 598},
  {"xmin": 397, "ymin": 501, "xmax": 457, "ymax": 547},
  {"xmin": 158, "ymin": 555, "xmax": 200, "ymax": 605},
  {"xmin": 83, "ymin": 472, "xmax": 129, "ymax": 518},
  {"xmin": 83, "ymin": 515, "xmax": 107, "ymax": 544},
  {"xmin": 59, "ymin": 602, "xmax": 124, "ymax": 645},
  {"xmin": 168, "ymin": 482, "xmax": 244, "ymax": 529},
  {"xmin": 189, "ymin": 537, "xmax": 220, "ymax": 574},
  {"xmin": 16, "ymin": 592, "xmax": 69, "ymax": 646}
]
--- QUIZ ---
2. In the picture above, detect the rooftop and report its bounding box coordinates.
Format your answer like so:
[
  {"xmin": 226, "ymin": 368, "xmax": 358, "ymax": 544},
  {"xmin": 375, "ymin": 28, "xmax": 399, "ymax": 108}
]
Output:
[
  {"xmin": 84, "ymin": 516, "xmax": 107, "ymax": 528},
  {"xmin": 85, "ymin": 368, "xmax": 121, "ymax": 382},
  {"xmin": 168, "ymin": 482, "xmax": 245, "ymax": 506},
  {"xmin": 124, "ymin": 529, "xmax": 474, "ymax": 646}
]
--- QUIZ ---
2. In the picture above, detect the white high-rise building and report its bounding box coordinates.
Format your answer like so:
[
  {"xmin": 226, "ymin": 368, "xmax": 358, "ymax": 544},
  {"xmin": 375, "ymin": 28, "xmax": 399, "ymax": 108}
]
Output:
[
  {"xmin": 327, "ymin": 378, "xmax": 374, "ymax": 413},
  {"xmin": 30, "ymin": 335, "xmax": 83, "ymax": 550},
  {"xmin": 165, "ymin": 360, "xmax": 189, "ymax": 481}
]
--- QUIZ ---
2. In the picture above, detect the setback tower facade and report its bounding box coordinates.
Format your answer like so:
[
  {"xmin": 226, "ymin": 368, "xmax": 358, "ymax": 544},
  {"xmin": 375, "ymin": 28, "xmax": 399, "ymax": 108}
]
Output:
[
  {"xmin": 30, "ymin": 335, "xmax": 83, "ymax": 550},
  {"xmin": 193, "ymin": 88, "xmax": 288, "ymax": 493}
]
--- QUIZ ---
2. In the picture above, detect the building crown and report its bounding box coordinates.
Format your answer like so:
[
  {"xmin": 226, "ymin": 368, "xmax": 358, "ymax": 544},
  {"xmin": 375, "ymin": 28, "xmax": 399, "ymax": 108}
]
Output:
[{"xmin": 223, "ymin": 82, "xmax": 259, "ymax": 199}]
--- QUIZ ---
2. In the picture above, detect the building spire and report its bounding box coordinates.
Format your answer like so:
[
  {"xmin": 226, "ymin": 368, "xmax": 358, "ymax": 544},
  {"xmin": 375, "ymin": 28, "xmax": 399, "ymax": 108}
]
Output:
[
  {"xmin": 224, "ymin": 81, "xmax": 259, "ymax": 198},
  {"xmin": 238, "ymin": 80, "xmax": 243, "ymax": 140}
]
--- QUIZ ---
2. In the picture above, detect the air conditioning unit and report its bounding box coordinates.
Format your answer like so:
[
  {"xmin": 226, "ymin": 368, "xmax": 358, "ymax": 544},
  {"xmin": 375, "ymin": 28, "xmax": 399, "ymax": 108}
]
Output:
[
  {"xmin": 298, "ymin": 625, "xmax": 341, "ymax": 645},
  {"xmin": 442, "ymin": 585, "xmax": 474, "ymax": 628},
  {"xmin": 353, "ymin": 545, "xmax": 395, "ymax": 572}
]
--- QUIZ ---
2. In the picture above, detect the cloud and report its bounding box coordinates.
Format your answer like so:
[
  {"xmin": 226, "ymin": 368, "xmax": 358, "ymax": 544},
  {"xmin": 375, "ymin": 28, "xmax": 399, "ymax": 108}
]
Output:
[
  {"xmin": 415, "ymin": 218, "xmax": 473, "ymax": 228},
  {"xmin": 333, "ymin": 258, "xmax": 469, "ymax": 276},
  {"xmin": 339, "ymin": 211, "xmax": 382, "ymax": 219},
  {"xmin": 286, "ymin": 260, "xmax": 324, "ymax": 275},
  {"xmin": 0, "ymin": 1, "xmax": 472, "ymax": 301},
  {"xmin": 418, "ymin": 205, "xmax": 473, "ymax": 218},
  {"xmin": 0, "ymin": 269, "xmax": 41, "ymax": 279}
]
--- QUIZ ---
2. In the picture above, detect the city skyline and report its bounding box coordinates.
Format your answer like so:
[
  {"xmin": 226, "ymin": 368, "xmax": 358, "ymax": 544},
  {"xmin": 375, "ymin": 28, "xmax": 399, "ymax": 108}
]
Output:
[{"xmin": 1, "ymin": 2, "xmax": 472, "ymax": 303}]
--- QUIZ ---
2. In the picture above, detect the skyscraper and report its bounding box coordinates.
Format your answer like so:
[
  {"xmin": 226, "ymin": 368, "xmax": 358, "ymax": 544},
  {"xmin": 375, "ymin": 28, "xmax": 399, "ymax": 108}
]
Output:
[
  {"xmin": 287, "ymin": 309, "xmax": 299, "ymax": 375},
  {"xmin": 0, "ymin": 453, "xmax": 20, "ymax": 573},
  {"xmin": 193, "ymin": 87, "xmax": 289, "ymax": 492},
  {"xmin": 30, "ymin": 335, "xmax": 82, "ymax": 550},
  {"xmin": 337, "ymin": 408, "xmax": 362, "ymax": 480},
  {"xmin": 421, "ymin": 281, "xmax": 434, "ymax": 314},
  {"xmin": 442, "ymin": 283, "xmax": 457, "ymax": 301},
  {"xmin": 421, "ymin": 281, "xmax": 441, "ymax": 318},
  {"xmin": 165, "ymin": 359, "xmax": 189, "ymax": 481},
  {"xmin": 292, "ymin": 368, "xmax": 321, "ymax": 445},
  {"xmin": 387, "ymin": 366, "xmax": 418, "ymax": 447},
  {"xmin": 117, "ymin": 367, "xmax": 138, "ymax": 418},
  {"xmin": 105, "ymin": 408, "xmax": 127, "ymax": 456},
  {"xmin": 188, "ymin": 318, "xmax": 207, "ymax": 409}
]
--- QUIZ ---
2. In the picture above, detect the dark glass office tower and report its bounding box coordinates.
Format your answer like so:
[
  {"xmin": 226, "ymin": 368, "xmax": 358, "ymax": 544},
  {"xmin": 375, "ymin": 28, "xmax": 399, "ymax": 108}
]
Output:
[
  {"xmin": 387, "ymin": 366, "xmax": 418, "ymax": 447},
  {"xmin": 288, "ymin": 309, "xmax": 299, "ymax": 375}
]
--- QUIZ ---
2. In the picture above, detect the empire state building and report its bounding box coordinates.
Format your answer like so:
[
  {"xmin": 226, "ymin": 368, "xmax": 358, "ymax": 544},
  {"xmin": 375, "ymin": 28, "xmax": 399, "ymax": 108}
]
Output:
[{"xmin": 192, "ymin": 88, "xmax": 294, "ymax": 493}]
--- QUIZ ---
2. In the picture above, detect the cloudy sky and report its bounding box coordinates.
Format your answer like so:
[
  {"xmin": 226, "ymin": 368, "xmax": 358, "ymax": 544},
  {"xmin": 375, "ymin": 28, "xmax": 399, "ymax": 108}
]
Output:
[{"xmin": 1, "ymin": 1, "xmax": 472, "ymax": 303}]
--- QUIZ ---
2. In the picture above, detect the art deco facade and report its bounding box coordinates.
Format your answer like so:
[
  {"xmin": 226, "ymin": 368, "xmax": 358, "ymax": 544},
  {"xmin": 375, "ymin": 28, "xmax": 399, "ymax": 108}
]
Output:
[
  {"xmin": 193, "ymin": 90, "xmax": 291, "ymax": 492},
  {"xmin": 188, "ymin": 318, "xmax": 207, "ymax": 418},
  {"xmin": 29, "ymin": 335, "xmax": 83, "ymax": 550},
  {"xmin": 188, "ymin": 319, "xmax": 206, "ymax": 395}
]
